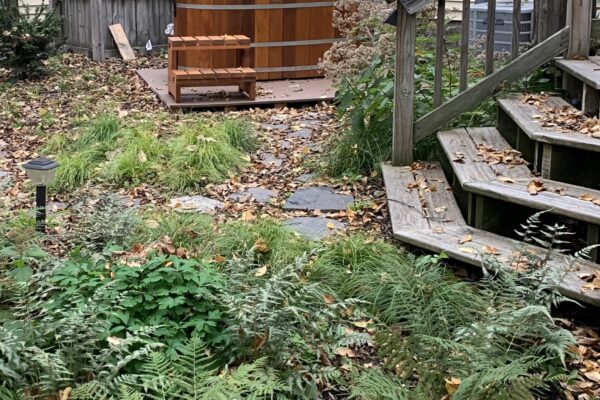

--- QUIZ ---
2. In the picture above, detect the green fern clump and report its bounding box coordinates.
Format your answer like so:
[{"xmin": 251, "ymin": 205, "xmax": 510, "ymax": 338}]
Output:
[
  {"xmin": 218, "ymin": 255, "xmax": 369, "ymax": 397},
  {"xmin": 162, "ymin": 122, "xmax": 248, "ymax": 191},
  {"xmin": 219, "ymin": 118, "xmax": 260, "ymax": 153},
  {"xmin": 71, "ymin": 337, "xmax": 286, "ymax": 400}
]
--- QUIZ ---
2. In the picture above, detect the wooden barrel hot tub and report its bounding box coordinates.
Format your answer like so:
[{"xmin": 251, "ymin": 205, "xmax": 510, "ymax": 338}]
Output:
[{"xmin": 174, "ymin": 0, "xmax": 338, "ymax": 80}]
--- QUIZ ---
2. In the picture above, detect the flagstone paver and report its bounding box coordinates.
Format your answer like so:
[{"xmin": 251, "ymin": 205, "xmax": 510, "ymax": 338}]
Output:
[
  {"xmin": 283, "ymin": 187, "xmax": 353, "ymax": 212},
  {"xmin": 229, "ymin": 187, "xmax": 278, "ymax": 203},
  {"xmin": 261, "ymin": 153, "xmax": 285, "ymax": 167},
  {"xmin": 283, "ymin": 217, "xmax": 346, "ymax": 240},
  {"xmin": 288, "ymin": 129, "xmax": 312, "ymax": 139},
  {"xmin": 261, "ymin": 123, "xmax": 289, "ymax": 131},
  {"xmin": 170, "ymin": 195, "xmax": 224, "ymax": 213}
]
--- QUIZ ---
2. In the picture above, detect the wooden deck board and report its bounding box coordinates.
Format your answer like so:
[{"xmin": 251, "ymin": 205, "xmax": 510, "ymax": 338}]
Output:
[
  {"xmin": 465, "ymin": 179, "xmax": 600, "ymax": 226},
  {"xmin": 395, "ymin": 225, "xmax": 600, "ymax": 306},
  {"xmin": 381, "ymin": 163, "xmax": 430, "ymax": 231},
  {"xmin": 465, "ymin": 127, "xmax": 531, "ymax": 179},
  {"xmin": 138, "ymin": 68, "xmax": 335, "ymax": 110},
  {"xmin": 498, "ymin": 95, "xmax": 600, "ymax": 153},
  {"xmin": 437, "ymin": 128, "xmax": 498, "ymax": 184},
  {"xmin": 555, "ymin": 57, "xmax": 600, "ymax": 90},
  {"xmin": 413, "ymin": 166, "xmax": 467, "ymax": 229}
]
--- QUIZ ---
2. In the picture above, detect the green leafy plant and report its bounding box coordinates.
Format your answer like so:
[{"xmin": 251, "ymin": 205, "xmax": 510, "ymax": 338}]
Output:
[
  {"xmin": 47, "ymin": 252, "xmax": 228, "ymax": 357},
  {"xmin": 135, "ymin": 212, "xmax": 214, "ymax": 250},
  {"xmin": 220, "ymin": 118, "xmax": 260, "ymax": 153},
  {"xmin": 0, "ymin": 0, "xmax": 62, "ymax": 79}
]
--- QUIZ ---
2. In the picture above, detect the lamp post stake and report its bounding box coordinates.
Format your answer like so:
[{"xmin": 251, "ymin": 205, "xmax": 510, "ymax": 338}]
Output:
[{"xmin": 35, "ymin": 185, "xmax": 47, "ymax": 233}]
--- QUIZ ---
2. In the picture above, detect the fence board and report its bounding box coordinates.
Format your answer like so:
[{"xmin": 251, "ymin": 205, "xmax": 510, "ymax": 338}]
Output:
[{"xmin": 61, "ymin": 0, "xmax": 175, "ymax": 60}]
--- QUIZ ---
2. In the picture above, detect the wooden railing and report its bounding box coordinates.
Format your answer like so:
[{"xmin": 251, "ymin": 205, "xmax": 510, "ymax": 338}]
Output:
[{"xmin": 392, "ymin": 0, "xmax": 594, "ymax": 166}]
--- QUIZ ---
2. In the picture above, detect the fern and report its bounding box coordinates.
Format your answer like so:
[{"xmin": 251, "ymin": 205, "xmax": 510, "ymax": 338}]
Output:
[{"xmin": 71, "ymin": 337, "xmax": 285, "ymax": 400}]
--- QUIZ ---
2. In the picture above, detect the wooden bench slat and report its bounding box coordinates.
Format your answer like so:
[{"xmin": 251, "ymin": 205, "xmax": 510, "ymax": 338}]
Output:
[
  {"xmin": 225, "ymin": 68, "xmax": 244, "ymax": 78},
  {"xmin": 208, "ymin": 35, "xmax": 225, "ymax": 45},
  {"xmin": 213, "ymin": 68, "xmax": 231, "ymax": 78},
  {"xmin": 234, "ymin": 35, "xmax": 251, "ymax": 45},
  {"xmin": 193, "ymin": 36, "xmax": 213, "ymax": 46},
  {"xmin": 240, "ymin": 67, "xmax": 257, "ymax": 78},
  {"xmin": 199, "ymin": 68, "xmax": 217, "ymax": 79},
  {"xmin": 181, "ymin": 36, "xmax": 198, "ymax": 46},
  {"xmin": 223, "ymin": 35, "xmax": 238, "ymax": 45}
]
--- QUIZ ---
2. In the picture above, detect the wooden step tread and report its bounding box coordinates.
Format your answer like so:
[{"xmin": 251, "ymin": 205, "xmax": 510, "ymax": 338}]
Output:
[
  {"xmin": 169, "ymin": 35, "xmax": 251, "ymax": 48},
  {"xmin": 498, "ymin": 95, "xmax": 600, "ymax": 152},
  {"xmin": 438, "ymin": 127, "xmax": 600, "ymax": 224},
  {"xmin": 395, "ymin": 225, "xmax": 600, "ymax": 306},
  {"xmin": 381, "ymin": 162, "xmax": 466, "ymax": 232},
  {"xmin": 172, "ymin": 68, "xmax": 256, "ymax": 80},
  {"xmin": 438, "ymin": 127, "xmax": 531, "ymax": 185},
  {"xmin": 555, "ymin": 57, "xmax": 600, "ymax": 90}
]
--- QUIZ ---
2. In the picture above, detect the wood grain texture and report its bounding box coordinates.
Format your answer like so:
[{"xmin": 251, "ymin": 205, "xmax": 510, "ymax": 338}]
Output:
[
  {"xmin": 433, "ymin": 0, "xmax": 445, "ymax": 107},
  {"xmin": 459, "ymin": 0, "xmax": 470, "ymax": 92},
  {"xmin": 392, "ymin": 4, "xmax": 416, "ymax": 166},
  {"xmin": 555, "ymin": 57, "xmax": 600, "ymax": 90},
  {"xmin": 485, "ymin": 0, "xmax": 496, "ymax": 75},
  {"xmin": 414, "ymin": 27, "xmax": 570, "ymax": 142},
  {"xmin": 567, "ymin": 0, "xmax": 592, "ymax": 59},
  {"xmin": 381, "ymin": 163, "xmax": 430, "ymax": 231},
  {"xmin": 395, "ymin": 225, "xmax": 600, "ymax": 306},
  {"xmin": 497, "ymin": 95, "xmax": 600, "ymax": 153},
  {"xmin": 109, "ymin": 23, "xmax": 136, "ymax": 60}
]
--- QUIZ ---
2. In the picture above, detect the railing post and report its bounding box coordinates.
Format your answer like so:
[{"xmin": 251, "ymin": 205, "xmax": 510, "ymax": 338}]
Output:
[
  {"xmin": 392, "ymin": 3, "xmax": 416, "ymax": 166},
  {"xmin": 566, "ymin": 0, "xmax": 592, "ymax": 59}
]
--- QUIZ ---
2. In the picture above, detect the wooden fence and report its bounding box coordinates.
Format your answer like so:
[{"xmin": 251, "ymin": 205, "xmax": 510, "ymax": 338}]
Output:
[
  {"xmin": 60, "ymin": 0, "xmax": 174, "ymax": 61},
  {"xmin": 392, "ymin": 0, "xmax": 592, "ymax": 165}
]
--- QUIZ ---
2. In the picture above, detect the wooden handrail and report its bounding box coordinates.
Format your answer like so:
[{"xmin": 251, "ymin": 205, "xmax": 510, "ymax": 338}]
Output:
[{"xmin": 412, "ymin": 27, "xmax": 570, "ymax": 143}]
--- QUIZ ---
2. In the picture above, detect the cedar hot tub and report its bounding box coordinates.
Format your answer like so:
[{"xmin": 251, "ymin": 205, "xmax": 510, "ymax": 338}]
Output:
[{"xmin": 174, "ymin": 0, "xmax": 339, "ymax": 80}]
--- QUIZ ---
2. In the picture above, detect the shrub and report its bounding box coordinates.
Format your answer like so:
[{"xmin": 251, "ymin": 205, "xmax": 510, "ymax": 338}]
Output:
[
  {"xmin": 47, "ymin": 252, "xmax": 229, "ymax": 357},
  {"xmin": 0, "ymin": 1, "xmax": 62, "ymax": 79},
  {"xmin": 163, "ymin": 121, "xmax": 248, "ymax": 191},
  {"xmin": 218, "ymin": 255, "xmax": 369, "ymax": 397}
]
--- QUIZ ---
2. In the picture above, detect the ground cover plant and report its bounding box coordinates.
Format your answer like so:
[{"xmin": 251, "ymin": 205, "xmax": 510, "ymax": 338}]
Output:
[
  {"xmin": 46, "ymin": 115, "xmax": 256, "ymax": 193},
  {"xmin": 0, "ymin": 206, "xmax": 589, "ymax": 399}
]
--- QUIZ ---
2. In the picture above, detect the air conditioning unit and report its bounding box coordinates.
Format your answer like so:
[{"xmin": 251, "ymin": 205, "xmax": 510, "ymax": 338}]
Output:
[{"xmin": 469, "ymin": 1, "xmax": 534, "ymax": 53}]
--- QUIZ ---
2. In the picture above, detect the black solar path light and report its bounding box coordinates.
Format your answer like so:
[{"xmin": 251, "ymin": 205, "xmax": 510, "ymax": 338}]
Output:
[{"xmin": 22, "ymin": 157, "xmax": 59, "ymax": 233}]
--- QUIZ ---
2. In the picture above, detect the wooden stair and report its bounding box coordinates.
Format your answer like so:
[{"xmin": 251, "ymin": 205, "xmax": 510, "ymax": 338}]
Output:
[
  {"xmin": 555, "ymin": 57, "xmax": 600, "ymax": 116},
  {"xmin": 382, "ymin": 162, "xmax": 600, "ymax": 306},
  {"xmin": 497, "ymin": 95, "xmax": 600, "ymax": 188}
]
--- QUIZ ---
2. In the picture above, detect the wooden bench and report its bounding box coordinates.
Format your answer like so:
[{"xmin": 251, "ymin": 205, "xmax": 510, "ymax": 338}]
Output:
[{"xmin": 168, "ymin": 35, "xmax": 256, "ymax": 103}]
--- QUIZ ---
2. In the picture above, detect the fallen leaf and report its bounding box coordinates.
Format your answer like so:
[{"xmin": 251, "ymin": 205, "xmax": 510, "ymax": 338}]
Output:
[
  {"xmin": 459, "ymin": 247, "xmax": 478, "ymax": 254},
  {"xmin": 434, "ymin": 206, "xmax": 447, "ymax": 213},
  {"xmin": 241, "ymin": 210, "xmax": 255, "ymax": 222},
  {"xmin": 254, "ymin": 239, "xmax": 269, "ymax": 253},
  {"xmin": 527, "ymin": 179, "xmax": 545, "ymax": 195},
  {"xmin": 213, "ymin": 254, "xmax": 226, "ymax": 263},
  {"xmin": 335, "ymin": 348, "xmax": 356, "ymax": 358},
  {"xmin": 458, "ymin": 234, "xmax": 473, "ymax": 244},
  {"xmin": 482, "ymin": 245, "xmax": 500, "ymax": 255},
  {"xmin": 445, "ymin": 377, "xmax": 461, "ymax": 395},
  {"xmin": 323, "ymin": 294, "xmax": 335, "ymax": 304},
  {"xmin": 255, "ymin": 265, "xmax": 268, "ymax": 277},
  {"xmin": 138, "ymin": 150, "xmax": 147, "ymax": 163},
  {"xmin": 326, "ymin": 222, "xmax": 336, "ymax": 230},
  {"xmin": 497, "ymin": 176, "xmax": 514, "ymax": 183}
]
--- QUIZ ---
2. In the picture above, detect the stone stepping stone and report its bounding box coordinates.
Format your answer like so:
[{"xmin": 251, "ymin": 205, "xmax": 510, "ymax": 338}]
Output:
[
  {"xmin": 279, "ymin": 140, "xmax": 292, "ymax": 150},
  {"xmin": 297, "ymin": 120, "xmax": 321, "ymax": 128},
  {"xmin": 0, "ymin": 171, "xmax": 12, "ymax": 188},
  {"xmin": 295, "ymin": 173, "xmax": 316, "ymax": 183},
  {"xmin": 261, "ymin": 153, "xmax": 285, "ymax": 167},
  {"xmin": 283, "ymin": 217, "xmax": 346, "ymax": 240},
  {"xmin": 228, "ymin": 187, "xmax": 278, "ymax": 204},
  {"xmin": 170, "ymin": 195, "xmax": 224, "ymax": 213},
  {"xmin": 261, "ymin": 123, "xmax": 289, "ymax": 131},
  {"xmin": 47, "ymin": 201, "xmax": 67, "ymax": 212},
  {"xmin": 288, "ymin": 129, "xmax": 312, "ymax": 139},
  {"xmin": 283, "ymin": 187, "xmax": 353, "ymax": 212}
]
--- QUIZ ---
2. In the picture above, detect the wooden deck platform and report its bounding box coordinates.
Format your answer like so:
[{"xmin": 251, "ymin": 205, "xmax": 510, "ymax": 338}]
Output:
[{"xmin": 137, "ymin": 68, "xmax": 336, "ymax": 110}]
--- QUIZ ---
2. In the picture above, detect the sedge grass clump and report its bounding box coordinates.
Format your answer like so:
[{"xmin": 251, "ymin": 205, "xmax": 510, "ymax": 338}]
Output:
[
  {"xmin": 163, "ymin": 121, "xmax": 248, "ymax": 191},
  {"xmin": 214, "ymin": 219, "xmax": 311, "ymax": 268},
  {"xmin": 42, "ymin": 133, "xmax": 71, "ymax": 155},
  {"xmin": 74, "ymin": 113, "xmax": 120, "ymax": 149},
  {"xmin": 219, "ymin": 118, "xmax": 260, "ymax": 152},
  {"xmin": 135, "ymin": 212, "xmax": 214, "ymax": 250},
  {"xmin": 103, "ymin": 128, "xmax": 164, "ymax": 185},
  {"xmin": 52, "ymin": 147, "xmax": 104, "ymax": 192}
]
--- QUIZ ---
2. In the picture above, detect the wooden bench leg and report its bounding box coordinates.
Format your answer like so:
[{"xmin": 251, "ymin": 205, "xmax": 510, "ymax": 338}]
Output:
[
  {"xmin": 174, "ymin": 85, "xmax": 182, "ymax": 103},
  {"xmin": 583, "ymin": 84, "xmax": 600, "ymax": 117},
  {"xmin": 247, "ymin": 81, "xmax": 256, "ymax": 100}
]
